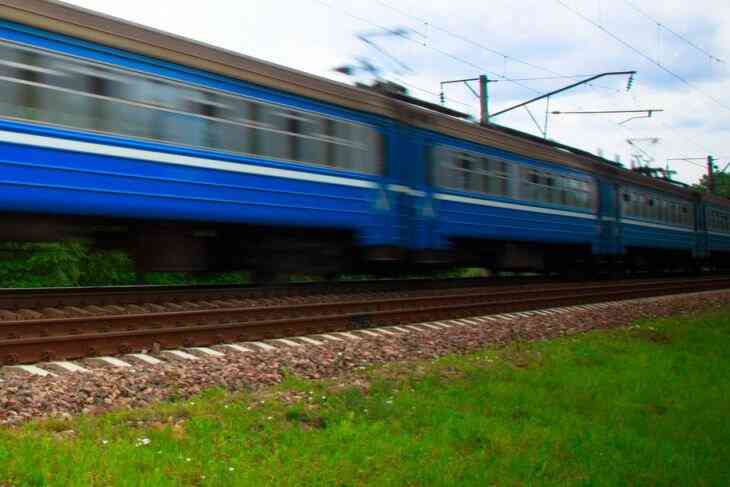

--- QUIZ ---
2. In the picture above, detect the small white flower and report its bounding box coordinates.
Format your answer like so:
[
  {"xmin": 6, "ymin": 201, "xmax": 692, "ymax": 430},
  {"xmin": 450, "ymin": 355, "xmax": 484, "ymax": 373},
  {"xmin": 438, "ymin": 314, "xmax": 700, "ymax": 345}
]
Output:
[
  {"xmin": 186, "ymin": 458, "xmax": 192, "ymax": 462},
  {"xmin": 229, "ymin": 467, "xmax": 235, "ymax": 472},
  {"xmin": 101, "ymin": 440, "xmax": 109, "ymax": 445},
  {"xmin": 134, "ymin": 437, "xmax": 151, "ymax": 447}
]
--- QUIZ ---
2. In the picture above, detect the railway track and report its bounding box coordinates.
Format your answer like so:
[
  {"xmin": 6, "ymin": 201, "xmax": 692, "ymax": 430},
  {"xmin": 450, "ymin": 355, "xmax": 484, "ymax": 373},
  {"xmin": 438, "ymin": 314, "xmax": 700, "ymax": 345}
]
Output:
[
  {"xmin": 1, "ymin": 276, "xmax": 728, "ymax": 365},
  {"xmin": 0, "ymin": 275, "xmax": 557, "ymax": 310}
]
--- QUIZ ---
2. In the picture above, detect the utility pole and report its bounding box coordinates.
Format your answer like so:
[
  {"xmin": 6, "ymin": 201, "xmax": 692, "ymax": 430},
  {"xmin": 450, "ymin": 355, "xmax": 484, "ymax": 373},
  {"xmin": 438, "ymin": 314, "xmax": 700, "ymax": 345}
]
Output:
[
  {"xmin": 667, "ymin": 156, "xmax": 720, "ymax": 190},
  {"xmin": 479, "ymin": 75, "xmax": 489, "ymax": 124},
  {"xmin": 440, "ymin": 75, "xmax": 494, "ymax": 125},
  {"xmin": 708, "ymin": 155, "xmax": 716, "ymax": 194}
]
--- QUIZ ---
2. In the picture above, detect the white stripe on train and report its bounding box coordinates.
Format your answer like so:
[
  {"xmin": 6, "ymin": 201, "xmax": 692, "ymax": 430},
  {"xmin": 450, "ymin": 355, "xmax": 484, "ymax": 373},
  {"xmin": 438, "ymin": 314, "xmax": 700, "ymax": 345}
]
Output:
[
  {"xmin": 0, "ymin": 129, "xmax": 377, "ymax": 189},
  {"xmin": 0, "ymin": 129, "xmax": 713, "ymax": 234}
]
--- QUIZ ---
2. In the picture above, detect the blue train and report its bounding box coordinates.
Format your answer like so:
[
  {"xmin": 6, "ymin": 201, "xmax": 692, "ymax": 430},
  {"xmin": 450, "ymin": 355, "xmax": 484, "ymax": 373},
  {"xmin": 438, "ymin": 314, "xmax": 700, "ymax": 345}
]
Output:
[{"xmin": 0, "ymin": 0, "xmax": 728, "ymax": 278}]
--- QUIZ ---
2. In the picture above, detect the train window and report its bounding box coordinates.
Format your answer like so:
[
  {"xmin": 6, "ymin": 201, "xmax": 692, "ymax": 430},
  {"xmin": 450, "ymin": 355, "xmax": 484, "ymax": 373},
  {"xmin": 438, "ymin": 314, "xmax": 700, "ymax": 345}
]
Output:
[
  {"xmin": 286, "ymin": 110, "xmax": 305, "ymax": 161},
  {"xmin": 257, "ymin": 106, "xmax": 292, "ymax": 160},
  {"xmin": 520, "ymin": 168, "xmax": 540, "ymax": 201},
  {"xmin": 332, "ymin": 121, "xmax": 356, "ymax": 170},
  {"xmin": 479, "ymin": 158, "xmax": 509, "ymax": 196},
  {"xmin": 620, "ymin": 189, "xmax": 694, "ymax": 227},
  {"xmin": 433, "ymin": 146, "xmax": 511, "ymax": 197},
  {"xmin": 348, "ymin": 124, "xmax": 373, "ymax": 173},
  {"xmin": 520, "ymin": 169, "xmax": 593, "ymax": 210},
  {"xmin": 0, "ymin": 40, "xmax": 385, "ymax": 176},
  {"xmin": 641, "ymin": 195, "xmax": 649, "ymax": 219},
  {"xmin": 454, "ymin": 153, "xmax": 473, "ymax": 192},
  {"xmin": 658, "ymin": 200, "xmax": 666, "ymax": 222},
  {"xmin": 298, "ymin": 115, "xmax": 326, "ymax": 166},
  {"xmin": 0, "ymin": 48, "xmax": 53, "ymax": 122},
  {"xmin": 715, "ymin": 211, "xmax": 727, "ymax": 232},
  {"xmin": 544, "ymin": 175, "xmax": 557, "ymax": 203},
  {"xmin": 214, "ymin": 97, "xmax": 249, "ymax": 154}
]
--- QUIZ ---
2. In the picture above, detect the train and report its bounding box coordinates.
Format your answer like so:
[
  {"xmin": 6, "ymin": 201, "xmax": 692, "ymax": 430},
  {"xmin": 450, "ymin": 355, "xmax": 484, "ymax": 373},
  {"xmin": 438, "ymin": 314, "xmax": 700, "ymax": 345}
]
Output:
[{"xmin": 0, "ymin": 0, "xmax": 728, "ymax": 280}]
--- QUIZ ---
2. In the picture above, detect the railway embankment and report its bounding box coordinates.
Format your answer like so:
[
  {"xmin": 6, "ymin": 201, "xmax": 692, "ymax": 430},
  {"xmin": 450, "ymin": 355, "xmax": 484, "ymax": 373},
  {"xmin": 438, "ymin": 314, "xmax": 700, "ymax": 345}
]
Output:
[{"xmin": 1, "ymin": 290, "xmax": 729, "ymax": 484}]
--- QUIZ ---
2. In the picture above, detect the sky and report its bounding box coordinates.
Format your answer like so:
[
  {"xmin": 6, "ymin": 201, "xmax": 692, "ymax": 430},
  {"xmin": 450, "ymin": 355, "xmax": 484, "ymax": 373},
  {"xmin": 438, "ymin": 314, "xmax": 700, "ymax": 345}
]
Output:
[{"xmin": 63, "ymin": 0, "xmax": 730, "ymax": 185}]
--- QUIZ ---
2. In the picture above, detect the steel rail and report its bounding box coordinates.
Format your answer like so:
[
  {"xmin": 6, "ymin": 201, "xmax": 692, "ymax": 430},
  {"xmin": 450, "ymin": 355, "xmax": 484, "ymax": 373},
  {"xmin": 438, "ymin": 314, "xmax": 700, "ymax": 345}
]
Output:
[
  {"xmin": 0, "ymin": 276, "xmax": 727, "ymax": 365},
  {"xmin": 0, "ymin": 275, "xmax": 562, "ymax": 310},
  {"xmin": 1, "ymin": 277, "xmax": 727, "ymax": 338}
]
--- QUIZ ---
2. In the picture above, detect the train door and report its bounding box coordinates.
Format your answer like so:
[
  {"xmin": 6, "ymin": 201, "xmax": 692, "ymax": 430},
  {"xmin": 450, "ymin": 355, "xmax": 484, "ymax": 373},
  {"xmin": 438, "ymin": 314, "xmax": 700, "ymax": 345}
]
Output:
[{"xmin": 598, "ymin": 179, "xmax": 622, "ymax": 257}]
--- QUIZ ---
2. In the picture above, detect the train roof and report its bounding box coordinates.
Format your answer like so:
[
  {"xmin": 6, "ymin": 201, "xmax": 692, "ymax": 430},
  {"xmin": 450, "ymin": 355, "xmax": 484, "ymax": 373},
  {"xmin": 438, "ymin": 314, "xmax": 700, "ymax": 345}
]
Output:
[{"xmin": 0, "ymin": 0, "xmax": 725, "ymax": 202}]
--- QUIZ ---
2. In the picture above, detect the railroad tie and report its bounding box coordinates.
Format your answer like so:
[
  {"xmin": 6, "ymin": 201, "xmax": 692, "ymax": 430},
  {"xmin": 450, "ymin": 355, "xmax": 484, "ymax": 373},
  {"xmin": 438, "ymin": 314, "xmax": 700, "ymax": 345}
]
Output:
[
  {"xmin": 162, "ymin": 350, "xmax": 199, "ymax": 360},
  {"xmin": 93, "ymin": 357, "xmax": 133, "ymax": 368},
  {"xmin": 297, "ymin": 336, "xmax": 325, "ymax": 346},
  {"xmin": 189, "ymin": 347, "xmax": 226, "ymax": 357},
  {"xmin": 8, "ymin": 365, "xmax": 55, "ymax": 377},
  {"xmin": 127, "ymin": 353, "xmax": 164, "ymax": 365},
  {"xmin": 50, "ymin": 361, "xmax": 90, "ymax": 373}
]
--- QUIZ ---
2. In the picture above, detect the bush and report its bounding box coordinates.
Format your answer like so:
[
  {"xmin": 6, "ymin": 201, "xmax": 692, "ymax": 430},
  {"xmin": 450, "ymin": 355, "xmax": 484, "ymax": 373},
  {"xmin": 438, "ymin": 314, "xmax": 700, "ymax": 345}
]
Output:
[{"xmin": 0, "ymin": 241, "xmax": 135, "ymax": 288}]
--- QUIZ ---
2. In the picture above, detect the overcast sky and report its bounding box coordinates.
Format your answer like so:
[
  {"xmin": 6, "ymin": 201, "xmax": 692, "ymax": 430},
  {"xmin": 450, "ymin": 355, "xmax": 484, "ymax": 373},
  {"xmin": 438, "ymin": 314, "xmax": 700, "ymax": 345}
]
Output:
[{"xmin": 64, "ymin": 0, "xmax": 729, "ymax": 185}]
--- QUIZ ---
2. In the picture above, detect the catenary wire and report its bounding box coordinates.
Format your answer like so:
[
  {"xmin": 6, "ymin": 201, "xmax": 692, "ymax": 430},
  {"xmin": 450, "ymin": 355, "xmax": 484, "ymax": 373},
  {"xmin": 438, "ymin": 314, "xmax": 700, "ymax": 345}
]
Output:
[
  {"xmin": 311, "ymin": 0, "xmax": 716, "ymax": 183},
  {"xmin": 622, "ymin": 0, "xmax": 724, "ymax": 64},
  {"xmin": 372, "ymin": 0, "xmax": 623, "ymax": 94},
  {"xmin": 555, "ymin": 0, "xmax": 730, "ymax": 114}
]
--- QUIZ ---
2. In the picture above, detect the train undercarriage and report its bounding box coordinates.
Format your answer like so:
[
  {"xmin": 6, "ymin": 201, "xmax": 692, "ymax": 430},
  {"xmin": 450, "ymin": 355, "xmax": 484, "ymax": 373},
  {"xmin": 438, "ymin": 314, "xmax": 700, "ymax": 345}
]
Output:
[{"xmin": 0, "ymin": 212, "xmax": 720, "ymax": 283}]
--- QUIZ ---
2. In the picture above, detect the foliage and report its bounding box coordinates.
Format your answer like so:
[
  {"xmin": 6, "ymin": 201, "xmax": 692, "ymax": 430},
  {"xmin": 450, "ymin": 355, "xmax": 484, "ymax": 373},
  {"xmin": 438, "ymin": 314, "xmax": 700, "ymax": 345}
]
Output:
[
  {"xmin": 694, "ymin": 171, "xmax": 730, "ymax": 198},
  {"xmin": 2, "ymin": 309, "xmax": 730, "ymax": 485},
  {"xmin": 0, "ymin": 241, "xmax": 488, "ymax": 288},
  {"xmin": 0, "ymin": 241, "xmax": 135, "ymax": 288},
  {"xmin": 0, "ymin": 242, "xmax": 256, "ymax": 288},
  {"xmin": 143, "ymin": 271, "xmax": 251, "ymax": 285}
]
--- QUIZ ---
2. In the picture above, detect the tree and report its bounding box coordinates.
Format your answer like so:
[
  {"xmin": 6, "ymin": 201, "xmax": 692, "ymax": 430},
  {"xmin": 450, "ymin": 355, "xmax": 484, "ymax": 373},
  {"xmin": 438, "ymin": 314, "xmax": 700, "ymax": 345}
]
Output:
[{"xmin": 694, "ymin": 171, "xmax": 730, "ymax": 198}]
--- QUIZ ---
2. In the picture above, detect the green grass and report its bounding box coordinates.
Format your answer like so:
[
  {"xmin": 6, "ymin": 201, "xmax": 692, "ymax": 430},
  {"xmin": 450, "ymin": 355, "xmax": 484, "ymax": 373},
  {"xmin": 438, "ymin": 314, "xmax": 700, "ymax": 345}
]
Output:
[{"xmin": 2, "ymin": 309, "xmax": 730, "ymax": 486}]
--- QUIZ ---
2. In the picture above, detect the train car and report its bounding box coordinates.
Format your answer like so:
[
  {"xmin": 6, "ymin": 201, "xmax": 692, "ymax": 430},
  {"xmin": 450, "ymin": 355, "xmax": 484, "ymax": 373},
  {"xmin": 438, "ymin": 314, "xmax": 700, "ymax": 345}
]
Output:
[
  {"xmin": 701, "ymin": 193, "xmax": 730, "ymax": 269},
  {"xmin": 615, "ymin": 184, "xmax": 698, "ymax": 271},
  {"xmin": 0, "ymin": 1, "xmax": 402, "ymax": 278},
  {"xmin": 413, "ymin": 127, "xmax": 600, "ymax": 272},
  {"xmin": 0, "ymin": 0, "xmax": 726, "ymax": 279}
]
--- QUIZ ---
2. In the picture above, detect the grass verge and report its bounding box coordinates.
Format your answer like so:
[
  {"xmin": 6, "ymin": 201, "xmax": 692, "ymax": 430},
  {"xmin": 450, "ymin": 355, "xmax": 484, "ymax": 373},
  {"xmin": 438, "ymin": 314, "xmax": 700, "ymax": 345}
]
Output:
[{"xmin": 1, "ymin": 308, "xmax": 729, "ymax": 486}]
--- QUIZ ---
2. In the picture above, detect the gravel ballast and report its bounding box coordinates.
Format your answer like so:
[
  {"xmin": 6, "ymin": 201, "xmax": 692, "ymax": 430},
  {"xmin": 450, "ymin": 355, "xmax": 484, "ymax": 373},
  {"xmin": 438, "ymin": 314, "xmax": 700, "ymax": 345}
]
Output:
[{"xmin": 1, "ymin": 290, "xmax": 728, "ymax": 425}]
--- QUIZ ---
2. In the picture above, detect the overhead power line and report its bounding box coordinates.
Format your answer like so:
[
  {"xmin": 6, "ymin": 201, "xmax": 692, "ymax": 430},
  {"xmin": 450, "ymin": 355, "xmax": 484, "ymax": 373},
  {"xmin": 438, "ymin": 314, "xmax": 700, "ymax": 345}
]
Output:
[
  {"xmin": 310, "ymin": 0, "xmax": 547, "ymax": 97},
  {"xmin": 666, "ymin": 157, "xmax": 710, "ymax": 169},
  {"xmin": 372, "ymin": 0, "xmax": 622, "ymax": 94},
  {"xmin": 622, "ymin": 0, "xmax": 725, "ymax": 64},
  {"xmin": 373, "ymin": 0, "xmax": 565, "ymax": 76},
  {"xmin": 555, "ymin": 0, "xmax": 730, "ymax": 114},
  {"xmin": 310, "ymin": 0, "xmax": 715, "ymax": 182},
  {"xmin": 390, "ymin": 75, "xmax": 476, "ymax": 109},
  {"xmin": 624, "ymin": 79, "xmax": 721, "ymax": 158}
]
